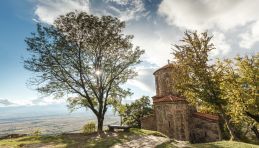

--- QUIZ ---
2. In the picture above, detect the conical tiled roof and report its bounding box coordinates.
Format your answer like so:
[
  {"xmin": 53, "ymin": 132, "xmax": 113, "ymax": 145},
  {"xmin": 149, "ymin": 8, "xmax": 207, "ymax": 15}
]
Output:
[
  {"xmin": 153, "ymin": 95, "xmax": 186, "ymax": 103},
  {"xmin": 153, "ymin": 64, "xmax": 175, "ymax": 75}
]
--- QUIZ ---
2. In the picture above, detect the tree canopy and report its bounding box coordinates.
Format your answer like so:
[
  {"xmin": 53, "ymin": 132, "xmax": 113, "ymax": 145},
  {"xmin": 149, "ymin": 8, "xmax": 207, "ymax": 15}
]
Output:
[
  {"xmin": 171, "ymin": 31, "xmax": 259, "ymax": 140},
  {"xmin": 172, "ymin": 31, "xmax": 237, "ymax": 140},
  {"xmin": 24, "ymin": 11, "xmax": 144, "ymax": 132},
  {"xmin": 218, "ymin": 54, "xmax": 259, "ymax": 139}
]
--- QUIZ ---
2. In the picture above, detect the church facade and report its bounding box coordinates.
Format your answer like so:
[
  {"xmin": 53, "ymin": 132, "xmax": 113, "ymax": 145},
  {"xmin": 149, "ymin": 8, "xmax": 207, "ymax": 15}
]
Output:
[{"xmin": 141, "ymin": 64, "xmax": 221, "ymax": 143}]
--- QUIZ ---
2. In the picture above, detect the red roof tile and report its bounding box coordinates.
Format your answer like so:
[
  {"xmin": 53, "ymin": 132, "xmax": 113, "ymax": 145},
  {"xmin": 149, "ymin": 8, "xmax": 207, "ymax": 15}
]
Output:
[
  {"xmin": 192, "ymin": 112, "xmax": 219, "ymax": 122},
  {"xmin": 153, "ymin": 95, "xmax": 186, "ymax": 103},
  {"xmin": 153, "ymin": 64, "xmax": 175, "ymax": 75}
]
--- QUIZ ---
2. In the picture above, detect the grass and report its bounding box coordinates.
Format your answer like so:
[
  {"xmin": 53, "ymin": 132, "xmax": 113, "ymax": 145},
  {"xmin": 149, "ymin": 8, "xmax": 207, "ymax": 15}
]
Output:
[
  {"xmin": 0, "ymin": 128, "xmax": 164, "ymax": 148},
  {"xmin": 192, "ymin": 140, "xmax": 259, "ymax": 148},
  {"xmin": 0, "ymin": 133, "xmax": 126, "ymax": 148},
  {"xmin": 0, "ymin": 129, "xmax": 259, "ymax": 148},
  {"xmin": 156, "ymin": 140, "xmax": 259, "ymax": 148},
  {"xmin": 129, "ymin": 128, "xmax": 167, "ymax": 137},
  {"xmin": 156, "ymin": 140, "xmax": 178, "ymax": 148},
  {"xmin": 0, "ymin": 135, "xmax": 69, "ymax": 148}
]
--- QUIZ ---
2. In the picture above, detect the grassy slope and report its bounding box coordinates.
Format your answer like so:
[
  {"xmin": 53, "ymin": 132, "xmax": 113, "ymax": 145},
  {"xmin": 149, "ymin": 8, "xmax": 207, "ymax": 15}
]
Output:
[
  {"xmin": 156, "ymin": 140, "xmax": 259, "ymax": 148},
  {"xmin": 0, "ymin": 128, "xmax": 258, "ymax": 148},
  {"xmin": 0, "ymin": 128, "xmax": 165, "ymax": 148},
  {"xmin": 193, "ymin": 141, "xmax": 259, "ymax": 148}
]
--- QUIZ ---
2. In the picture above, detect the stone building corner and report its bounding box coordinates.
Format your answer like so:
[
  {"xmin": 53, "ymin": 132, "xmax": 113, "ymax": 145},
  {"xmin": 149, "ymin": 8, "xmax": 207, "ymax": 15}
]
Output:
[{"xmin": 140, "ymin": 63, "xmax": 221, "ymax": 143}]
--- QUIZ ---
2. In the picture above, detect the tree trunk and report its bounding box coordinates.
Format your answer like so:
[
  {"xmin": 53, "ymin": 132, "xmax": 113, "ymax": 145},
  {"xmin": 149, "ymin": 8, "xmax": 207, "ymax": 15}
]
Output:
[
  {"xmin": 97, "ymin": 115, "xmax": 104, "ymax": 133},
  {"xmin": 246, "ymin": 112, "xmax": 259, "ymax": 123},
  {"xmin": 120, "ymin": 116, "xmax": 123, "ymax": 126},
  {"xmin": 251, "ymin": 125, "xmax": 259, "ymax": 140},
  {"xmin": 218, "ymin": 105, "xmax": 238, "ymax": 141}
]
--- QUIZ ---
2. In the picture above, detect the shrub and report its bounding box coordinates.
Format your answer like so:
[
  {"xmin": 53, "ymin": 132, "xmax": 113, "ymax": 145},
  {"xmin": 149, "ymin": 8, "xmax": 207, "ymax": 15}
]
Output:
[
  {"xmin": 30, "ymin": 128, "xmax": 42, "ymax": 138},
  {"xmin": 82, "ymin": 122, "xmax": 96, "ymax": 134},
  {"xmin": 122, "ymin": 96, "xmax": 153, "ymax": 127}
]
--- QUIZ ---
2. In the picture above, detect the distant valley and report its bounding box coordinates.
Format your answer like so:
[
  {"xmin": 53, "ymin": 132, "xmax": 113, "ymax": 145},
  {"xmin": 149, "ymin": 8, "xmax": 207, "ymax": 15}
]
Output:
[{"xmin": 0, "ymin": 104, "xmax": 120, "ymax": 137}]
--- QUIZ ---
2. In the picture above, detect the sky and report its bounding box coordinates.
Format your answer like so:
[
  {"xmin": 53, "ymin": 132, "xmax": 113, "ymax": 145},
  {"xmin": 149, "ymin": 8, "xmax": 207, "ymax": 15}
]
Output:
[{"xmin": 0, "ymin": 0, "xmax": 258, "ymax": 107}]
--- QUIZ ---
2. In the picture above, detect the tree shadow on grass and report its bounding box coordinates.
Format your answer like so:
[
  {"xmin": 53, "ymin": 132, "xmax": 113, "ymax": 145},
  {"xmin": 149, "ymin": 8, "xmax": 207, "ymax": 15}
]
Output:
[
  {"xmin": 18, "ymin": 131, "xmax": 132, "ymax": 148},
  {"xmin": 84, "ymin": 131, "xmax": 133, "ymax": 148},
  {"xmin": 156, "ymin": 140, "xmax": 225, "ymax": 148}
]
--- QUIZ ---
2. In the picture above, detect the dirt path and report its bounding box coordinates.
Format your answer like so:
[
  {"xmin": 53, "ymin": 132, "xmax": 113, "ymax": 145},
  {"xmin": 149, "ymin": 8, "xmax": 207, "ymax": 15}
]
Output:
[{"xmin": 112, "ymin": 135, "xmax": 170, "ymax": 148}]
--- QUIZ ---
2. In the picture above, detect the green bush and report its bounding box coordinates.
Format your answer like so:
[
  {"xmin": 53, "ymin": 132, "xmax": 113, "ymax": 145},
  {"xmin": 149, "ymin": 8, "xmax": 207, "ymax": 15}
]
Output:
[
  {"xmin": 82, "ymin": 122, "xmax": 96, "ymax": 134},
  {"xmin": 30, "ymin": 128, "xmax": 42, "ymax": 138},
  {"xmin": 122, "ymin": 96, "xmax": 153, "ymax": 127}
]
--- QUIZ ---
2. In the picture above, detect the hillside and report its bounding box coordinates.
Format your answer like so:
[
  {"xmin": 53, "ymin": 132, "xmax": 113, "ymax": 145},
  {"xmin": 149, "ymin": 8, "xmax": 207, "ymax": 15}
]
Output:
[{"xmin": 0, "ymin": 128, "xmax": 258, "ymax": 148}]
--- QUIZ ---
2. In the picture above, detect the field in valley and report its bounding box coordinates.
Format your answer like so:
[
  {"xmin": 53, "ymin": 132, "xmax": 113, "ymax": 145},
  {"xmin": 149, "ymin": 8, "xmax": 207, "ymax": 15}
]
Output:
[{"xmin": 0, "ymin": 105, "xmax": 120, "ymax": 137}]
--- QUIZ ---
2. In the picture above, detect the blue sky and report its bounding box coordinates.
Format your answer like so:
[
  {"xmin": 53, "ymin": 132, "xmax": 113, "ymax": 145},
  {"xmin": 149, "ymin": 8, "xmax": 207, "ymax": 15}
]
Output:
[
  {"xmin": 0, "ymin": 1, "xmax": 39, "ymax": 105},
  {"xmin": 0, "ymin": 0, "xmax": 258, "ymax": 107}
]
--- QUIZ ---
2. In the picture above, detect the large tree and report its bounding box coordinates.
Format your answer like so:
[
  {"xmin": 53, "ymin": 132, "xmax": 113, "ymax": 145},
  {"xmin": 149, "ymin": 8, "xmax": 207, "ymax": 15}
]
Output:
[
  {"xmin": 172, "ymin": 31, "xmax": 238, "ymax": 140},
  {"xmin": 218, "ymin": 54, "xmax": 259, "ymax": 139},
  {"xmin": 24, "ymin": 12, "xmax": 144, "ymax": 132}
]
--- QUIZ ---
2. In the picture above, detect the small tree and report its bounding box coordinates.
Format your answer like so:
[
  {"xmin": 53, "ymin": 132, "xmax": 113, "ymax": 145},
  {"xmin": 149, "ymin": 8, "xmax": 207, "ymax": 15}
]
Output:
[
  {"xmin": 122, "ymin": 96, "xmax": 153, "ymax": 127},
  {"xmin": 24, "ymin": 11, "xmax": 144, "ymax": 132}
]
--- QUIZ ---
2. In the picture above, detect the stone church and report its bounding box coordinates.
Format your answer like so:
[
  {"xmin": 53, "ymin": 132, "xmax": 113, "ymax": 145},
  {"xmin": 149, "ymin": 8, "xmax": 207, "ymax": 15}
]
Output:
[{"xmin": 141, "ymin": 64, "xmax": 221, "ymax": 143}]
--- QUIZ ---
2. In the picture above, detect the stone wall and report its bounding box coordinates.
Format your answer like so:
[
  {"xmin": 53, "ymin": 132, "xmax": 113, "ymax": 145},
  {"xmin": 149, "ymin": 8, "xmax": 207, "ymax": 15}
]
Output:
[
  {"xmin": 154, "ymin": 66, "xmax": 178, "ymax": 97},
  {"xmin": 190, "ymin": 117, "xmax": 221, "ymax": 143},
  {"xmin": 140, "ymin": 115, "xmax": 157, "ymax": 131},
  {"xmin": 154, "ymin": 102, "xmax": 190, "ymax": 141},
  {"xmin": 151, "ymin": 64, "xmax": 221, "ymax": 143}
]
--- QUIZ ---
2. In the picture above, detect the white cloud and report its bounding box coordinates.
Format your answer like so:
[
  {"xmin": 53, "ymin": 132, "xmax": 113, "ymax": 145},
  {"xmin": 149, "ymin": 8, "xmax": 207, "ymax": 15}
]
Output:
[
  {"xmin": 0, "ymin": 97, "xmax": 64, "ymax": 107},
  {"xmin": 158, "ymin": 0, "xmax": 258, "ymax": 31},
  {"xmin": 105, "ymin": 0, "xmax": 147, "ymax": 21},
  {"xmin": 0, "ymin": 99, "xmax": 14, "ymax": 106},
  {"xmin": 135, "ymin": 37, "xmax": 171, "ymax": 66},
  {"xmin": 211, "ymin": 32, "xmax": 231, "ymax": 57},
  {"xmin": 31, "ymin": 97, "xmax": 65, "ymax": 106},
  {"xmin": 106, "ymin": 0, "xmax": 129, "ymax": 5},
  {"xmin": 35, "ymin": 0, "xmax": 90, "ymax": 24},
  {"xmin": 34, "ymin": 0, "xmax": 147, "ymax": 23},
  {"xmin": 239, "ymin": 21, "xmax": 259, "ymax": 49},
  {"xmin": 158, "ymin": 0, "xmax": 259, "ymax": 49},
  {"xmin": 126, "ymin": 68, "xmax": 155, "ymax": 93},
  {"xmin": 124, "ymin": 67, "xmax": 156, "ymax": 101},
  {"xmin": 129, "ymin": 28, "xmax": 176, "ymax": 66},
  {"xmin": 127, "ymin": 79, "xmax": 152, "ymax": 93}
]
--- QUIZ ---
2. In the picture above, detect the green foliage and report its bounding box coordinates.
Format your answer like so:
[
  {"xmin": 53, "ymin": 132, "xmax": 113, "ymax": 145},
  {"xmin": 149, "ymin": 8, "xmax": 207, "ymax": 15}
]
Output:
[
  {"xmin": 82, "ymin": 122, "xmax": 96, "ymax": 134},
  {"xmin": 217, "ymin": 54, "xmax": 259, "ymax": 139},
  {"xmin": 172, "ymin": 31, "xmax": 223, "ymax": 106},
  {"xmin": 171, "ymin": 31, "xmax": 237, "ymax": 140},
  {"xmin": 171, "ymin": 30, "xmax": 259, "ymax": 140},
  {"xmin": 24, "ymin": 11, "xmax": 144, "ymax": 131},
  {"xmin": 121, "ymin": 96, "xmax": 153, "ymax": 127},
  {"xmin": 218, "ymin": 54, "xmax": 259, "ymax": 123}
]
